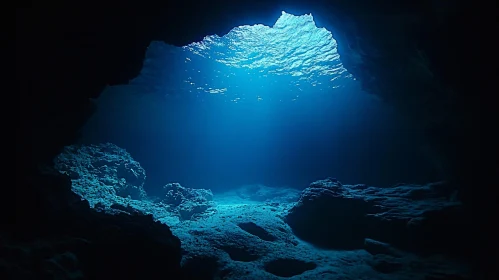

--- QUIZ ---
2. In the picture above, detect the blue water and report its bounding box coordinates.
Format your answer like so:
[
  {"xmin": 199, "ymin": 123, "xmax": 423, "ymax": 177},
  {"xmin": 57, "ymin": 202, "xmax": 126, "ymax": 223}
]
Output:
[{"xmin": 80, "ymin": 12, "xmax": 436, "ymax": 195}]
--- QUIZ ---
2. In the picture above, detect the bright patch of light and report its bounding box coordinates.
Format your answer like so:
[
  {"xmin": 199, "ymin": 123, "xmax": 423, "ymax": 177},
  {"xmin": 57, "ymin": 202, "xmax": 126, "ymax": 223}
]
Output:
[
  {"xmin": 183, "ymin": 11, "xmax": 348, "ymax": 80},
  {"xmin": 131, "ymin": 11, "xmax": 351, "ymax": 102}
]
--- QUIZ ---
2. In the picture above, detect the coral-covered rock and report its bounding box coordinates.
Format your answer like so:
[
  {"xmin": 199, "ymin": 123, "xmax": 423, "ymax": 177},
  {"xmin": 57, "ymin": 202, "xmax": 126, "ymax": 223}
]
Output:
[
  {"xmin": 54, "ymin": 143, "xmax": 147, "ymax": 204},
  {"xmin": 284, "ymin": 178, "xmax": 467, "ymax": 255},
  {"xmin": 160, "ymin": 183, "xmax": 215, "ymax": 220}
]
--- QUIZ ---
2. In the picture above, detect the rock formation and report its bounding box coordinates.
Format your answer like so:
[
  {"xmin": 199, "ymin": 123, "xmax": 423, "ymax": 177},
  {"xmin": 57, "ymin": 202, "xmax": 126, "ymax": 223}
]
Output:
[
  {"xmin": 285, "ymin": 178, "xmax": 468, "ymax": 256},
  {"xmin": 54, "ymin": 143, "xmax": 148, "ymax": 204}
]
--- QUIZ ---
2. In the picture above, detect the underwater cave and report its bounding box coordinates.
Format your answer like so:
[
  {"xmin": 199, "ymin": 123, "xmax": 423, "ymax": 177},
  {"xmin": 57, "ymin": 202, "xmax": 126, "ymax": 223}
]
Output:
[
  {"xmin": 14, "ymin": 1, "xmax": 497, "ymax": 280},
  {"xmin": 80, "ymin": 12, "xmax": 436, "ymax": 194}
]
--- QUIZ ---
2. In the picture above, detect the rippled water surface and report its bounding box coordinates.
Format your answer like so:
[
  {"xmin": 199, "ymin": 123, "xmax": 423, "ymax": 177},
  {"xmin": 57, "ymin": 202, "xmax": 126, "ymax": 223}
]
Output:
[{"xmin": 132, "ymin": 12, "xmax": 351, "ymax": 102}]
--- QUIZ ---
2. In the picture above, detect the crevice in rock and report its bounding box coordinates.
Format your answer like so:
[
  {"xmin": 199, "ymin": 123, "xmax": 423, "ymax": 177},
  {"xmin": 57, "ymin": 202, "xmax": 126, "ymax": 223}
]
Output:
[
  {"xmin": 367, "ymin": 254, "xmax": 404, "ymax": 274},
  {"xmin": 220, "ymin": 246, "xmax": 260, "ymax": 262},
  {"xmin": 237, "ymin": 222, "xmax": 276, "ymax": 242},
  {"xmin": 264, "ymin": 258, "xmax": 317, "ymax": 277}
]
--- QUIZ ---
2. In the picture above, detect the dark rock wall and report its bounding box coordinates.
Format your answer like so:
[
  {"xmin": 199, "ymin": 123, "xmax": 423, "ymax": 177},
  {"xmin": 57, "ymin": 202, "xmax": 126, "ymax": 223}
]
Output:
[
  {"xmin": 327, "ymin": 1, "xmax": 498, "ymax": 204},
  {"xmin": 7, "ymin": 168, "xmax": 183, "ymax": 279}
]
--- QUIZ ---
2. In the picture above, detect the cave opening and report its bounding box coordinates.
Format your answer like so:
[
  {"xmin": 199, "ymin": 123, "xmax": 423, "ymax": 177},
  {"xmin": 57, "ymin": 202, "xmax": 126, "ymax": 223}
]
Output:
[{"xmin": 78, "ymin": 11, "xmax": 436, "ymax": 195}]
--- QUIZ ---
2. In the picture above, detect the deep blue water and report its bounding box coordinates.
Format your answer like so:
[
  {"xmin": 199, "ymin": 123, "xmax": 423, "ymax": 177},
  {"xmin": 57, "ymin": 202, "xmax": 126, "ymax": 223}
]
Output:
[{"xmin": 80, "ymin": 12, "xmax": 437, "ymax": 195}]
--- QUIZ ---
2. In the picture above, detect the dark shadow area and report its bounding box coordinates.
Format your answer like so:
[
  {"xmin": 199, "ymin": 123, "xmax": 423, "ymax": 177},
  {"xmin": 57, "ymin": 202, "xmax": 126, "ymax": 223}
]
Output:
[
  {"xmin": 182, "ymin": 256, "xmax": 220, "ymax": 280},
  {"xmin": 220, "ymin": 246, "xmax": 261, "ymax": 262},
  {"xmin": 238, "ymin": 222, "xmax": 277, "ymax": 242},
  {"xmin": 264, "ymin": 258, "xmax": 317, "ymax": 277}
]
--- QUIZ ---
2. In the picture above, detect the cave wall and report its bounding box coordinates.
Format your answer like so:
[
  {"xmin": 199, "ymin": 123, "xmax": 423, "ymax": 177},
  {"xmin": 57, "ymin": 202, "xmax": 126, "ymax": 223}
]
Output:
[
  {"xmin": 17, "ymin": 0, "xmax": 496, "ymax": 217},
  {"xmin": 327, "ymin": 1, "xmax": 498, "ymax": 200}
]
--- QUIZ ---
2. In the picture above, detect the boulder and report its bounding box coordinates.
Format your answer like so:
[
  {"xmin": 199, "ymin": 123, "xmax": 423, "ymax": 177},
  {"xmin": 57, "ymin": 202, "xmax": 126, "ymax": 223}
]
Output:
[
  {"xmin": 160, "ymin": 183, "xmax": 215, "ymax": 220},
  {"xmin": 284, "ymin": 178, "xmax": 467, "ymax": 255}
]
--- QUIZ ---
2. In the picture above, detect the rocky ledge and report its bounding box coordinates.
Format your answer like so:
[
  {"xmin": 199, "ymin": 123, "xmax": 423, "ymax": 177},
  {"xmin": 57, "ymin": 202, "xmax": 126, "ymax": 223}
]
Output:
[{"xmin": 5, "ymin": 169, "xmax": 182, "ymax": 279}]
